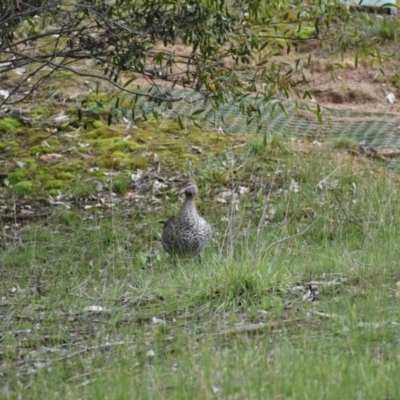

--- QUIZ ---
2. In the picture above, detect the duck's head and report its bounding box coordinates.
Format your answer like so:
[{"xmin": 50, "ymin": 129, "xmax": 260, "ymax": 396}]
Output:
[{"xmin": 179, "ymin": 179, "xmax": 198, "ymax": 198}]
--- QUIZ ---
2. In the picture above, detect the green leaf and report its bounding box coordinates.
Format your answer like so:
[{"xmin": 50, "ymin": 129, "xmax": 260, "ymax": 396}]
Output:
[
  {"xmin": 191, "ymin": 108, "xmax": 206, "ymax": 116},
  {"xmin": 177, "ymin": 115, "xmax": 184, "ymax": 129},
  {"xmin": 123, "ymin": 77, "xmax": 138, "ymax": 88}
]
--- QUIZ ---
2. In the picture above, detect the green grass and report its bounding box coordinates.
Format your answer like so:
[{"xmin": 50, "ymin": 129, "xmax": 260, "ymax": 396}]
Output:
[
  {"xmin": 2, "ymin": 5, "xmax": 400, "ymax": 397},
  {"xmin": 1, "ymin": 138, "xmax": 400, "ymax": 399}
]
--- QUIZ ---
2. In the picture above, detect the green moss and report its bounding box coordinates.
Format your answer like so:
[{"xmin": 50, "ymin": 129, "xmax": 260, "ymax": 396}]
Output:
[
  {"xmin": 180, "ymin": 153, "xmax": 197, "ymax": 161},
  {"xmin": 36, "ymin": 170, "xmax": 54, "ymax": 183},
  {"xmin": 91, "ymin": 137, "xmax": 145, "ymax": 154},
  {"xmin": 13, "ymin": 181, "xmax": 34, "ymax": 195},
  {"xmin": 158, "ymin": 121, "xmax": 186, "ymax": 135},
  {"xmin": 25, "ymin": 159, "xmax": 38, "ymax": 170},
  {"xmin": 110, "ymin": 140, "xmax": 145, "ymax": 152},
  {"xmin": 97, "ymin": 153, "xmax": 125, "ymax": 169},
  {"xmin": 96, "ymin": 146, "xmax": 148, "ymax": 169},
  {"xmin": 85, "ymin": 128, "xmax": 118, "ymax": 139},
  {"xmin": 29, "ymin": 143, "xmax": 59, "ymax": 155},
  {"xmin": 92, "ymin": 121, "xmax": 105, "ymax": 128},
  {"xmin": 77, "ymin": 146, "xmax": 90, "ymax": 154},
  {"xmin": 0, "ymin": 112, "xmax": 245, "ymax": 199},
  {"xmin": 0, "ymin": 141, "xmax": 19, "ymax": 153},
  {"xmin": 294, "ymin": 26, "xmax": 316, "ymax": 40},
  {"xmin": 44, "ymin": 180, "xmax": 64, "ymax": 190},
  {"xmin": 57, "ymin": 172, "xmax": 75, "ymax": 180},
  {"xmin": 131, "ymin": 157, "xmax": 148, "ymax": 169},
  {"xmin": 8, "ymin": 171, "xmax": 27, "ymax": 184},
  {"xmin": 29, "ymin": 145, "xmax": 42, "ymax": 155},
  {"xmin": 98, "ymin": 155, "xmax": 121, "ymax": 169},
  {"xmin": 134, "ymin": 131, "xmax": 158, "ymax": 143},
  {"xmin": 68, "ymin": 181, "xmax": 98, "ymax": 199},
  {"xmin": 27, "ymin": 107, "xmax": 52, "ymax": 118},
  {"xmin": 47, "ymin": 139, "xmax": 60, "ymax": 147},
  {"xmin": 0, "ymin": 117, "xmax": 22, "ymax": 132},
  {"xmin": 48, "ymin": 189, "xmax": 60, "ymax": 196},
  {"xmin": 17, "ymin": 129, "xmax": 48, "ymax": 140},
  {"xmin": 61, "ymin": 161, "xmax": 88, "ymax": 172},
  {"xmin": 110, "ymin": 176, "xmax": 131, "ymax": 194}
]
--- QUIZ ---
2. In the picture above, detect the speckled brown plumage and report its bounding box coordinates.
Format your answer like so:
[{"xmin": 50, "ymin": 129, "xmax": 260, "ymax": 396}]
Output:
[{"xmin": 161, "ymin": 179, "xmax": 211, "ymax": 256}]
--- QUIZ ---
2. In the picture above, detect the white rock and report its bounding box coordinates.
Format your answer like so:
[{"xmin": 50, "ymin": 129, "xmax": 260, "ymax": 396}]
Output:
[
  {"xmin": 289, "ymin": 179, "xmax": 300, "ymax": 193},
  {"xmin": 153, "ymin": 180, "xmax": 168, "ymax": 193},
  {"xmin": 0, "ymin": 90, "xmax": 9, "ymax": 99},
  {"xmin": 386, "ymin": 93, "xmax": 395, "ymax": 104}
]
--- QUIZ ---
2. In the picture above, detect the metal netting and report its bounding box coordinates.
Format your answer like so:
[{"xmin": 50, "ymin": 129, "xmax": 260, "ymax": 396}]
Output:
[{"xmin": 142, "ymin": 89, "xmax": 400, "ymax": 149}]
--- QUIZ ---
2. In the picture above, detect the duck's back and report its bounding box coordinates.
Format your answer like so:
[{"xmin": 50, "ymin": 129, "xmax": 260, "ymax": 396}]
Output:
[{"xmin": 162, "ymin": 210, "xmax": 211, "ymax": 255}]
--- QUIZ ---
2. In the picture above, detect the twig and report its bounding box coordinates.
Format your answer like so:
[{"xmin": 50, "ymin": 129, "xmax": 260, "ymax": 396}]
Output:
[
  {"xmin": 0, "ymin": 212, "xmax": 53, "ymax": 221},
  {"xmin": 16, "ymin": 341, "xmax": 134, "ymax": 371},
  {"xmin": 332, "ymin": 190, "xmax": 363, "ymax": 229},
  {"xmin": 1, "ymin": 50, "xmax": 202, "ymax": 106},
  {"xmin": 264, "ymin": 216, "xmax": 321, "ymax": 253},
  {"xmin": 315, "ymin": 166, "xmax": 342, "ymax": 190},
  {"xmin": 309, "ymin": 310, "xmax": 344, "ymax": 320},
  {"xmin": 219, "ymin": 318, "xmax": 305, "ymax": 335},
  {"xmin": 311, "ymin": 310, "xmax": 400, "ymax": 330},
  {"xmin": 53, "ymin": 341, "xmax": 131, "ymax": 361},
  {"xmin": 308, "ymin": 279, "xmax": 347, "ymax": 287}
]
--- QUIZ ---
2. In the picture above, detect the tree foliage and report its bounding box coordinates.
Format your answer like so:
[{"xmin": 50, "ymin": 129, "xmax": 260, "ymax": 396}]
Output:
[{"xmin": 0, "ymin": 0, "xmax": 391, "ymax": 125}]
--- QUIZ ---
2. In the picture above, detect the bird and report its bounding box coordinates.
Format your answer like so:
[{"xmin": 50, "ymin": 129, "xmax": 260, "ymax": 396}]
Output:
[{"xmin": 161, "ymin": 179, "xmax": 212, "ymax": 259}]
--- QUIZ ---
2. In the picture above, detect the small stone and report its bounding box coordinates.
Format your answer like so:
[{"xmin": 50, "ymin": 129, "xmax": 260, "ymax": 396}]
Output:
[
  {"xmin": 147, "ymin": 349, "xmax": 155, "ymax": 358},
  {"xmin": 386, "ymin": 93, "xmax": 395, "ymax": 104}
]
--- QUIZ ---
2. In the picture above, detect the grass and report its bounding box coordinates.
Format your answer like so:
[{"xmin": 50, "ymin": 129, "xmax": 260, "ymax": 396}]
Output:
[
  {"xmin": 368, "ymin": 15, "xmax": 400, "ymax": 44},
  {"xmin": 1, "ymin": 135, "xmax": 400, "ymax": 399},
  {"xmin": 1, "ymin": 7, "xmax": 400, "ymax": 397}
]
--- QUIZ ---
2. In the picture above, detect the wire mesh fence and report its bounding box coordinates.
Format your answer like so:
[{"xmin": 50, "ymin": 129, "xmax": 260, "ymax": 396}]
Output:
[{"xmin": 142, "ymin": 89, "xmax": 400, "ymax": 149}]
